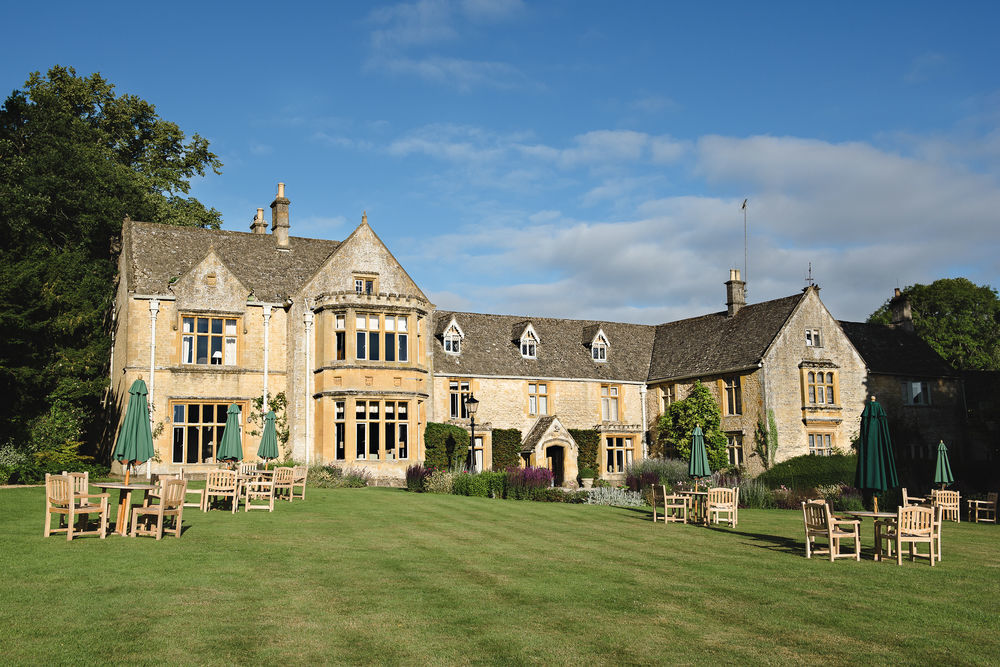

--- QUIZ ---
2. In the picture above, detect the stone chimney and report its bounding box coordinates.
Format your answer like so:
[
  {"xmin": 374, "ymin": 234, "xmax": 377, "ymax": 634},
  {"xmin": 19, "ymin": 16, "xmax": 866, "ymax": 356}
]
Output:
[
  {"xmin": 889, "ymin": 287, "xmax": 914, "ymax": 332},
  {"xmin": 250, "ymin": 207, "xmax": 267, "ymax": 234},
  {"xmin": 726, "ymin": 268, "xmax": 746, "ymax": 317},
  {"xmin": 270, "ymin": 182, "xmax": 290, "ymax": 249}
]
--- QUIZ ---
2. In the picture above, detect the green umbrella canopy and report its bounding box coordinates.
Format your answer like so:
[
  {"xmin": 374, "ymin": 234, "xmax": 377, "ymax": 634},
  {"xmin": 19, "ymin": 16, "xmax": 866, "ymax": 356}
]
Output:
[
  {"xmin": 216, "ymin": 403, "xmax": 244, "ymax": 462},
  {"xmin": 113, "ymin": 379, "xmax": 155, "ymax": 466},
  {"xmin": 688, "ymin": 426, "xmax": 712, "ymax": 480},
  {"xmin": 854, "ymin": 398, "xmax": 899, "ymax": 493},
  {"xmin": 256, "ymin": 410, "xmax": 279, "ymax": 462},
  {"xmin": 934, "ymin": 440, "xmax": 955, "ymax": 487}
]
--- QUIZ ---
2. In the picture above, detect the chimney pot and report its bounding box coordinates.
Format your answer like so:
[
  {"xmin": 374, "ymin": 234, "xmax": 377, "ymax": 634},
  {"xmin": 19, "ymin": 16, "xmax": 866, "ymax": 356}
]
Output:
[
  {"xmin": 277, "ymin": 182, "xmax": 285, "ymax": 198},
  {"xmin": 270, "ymin": 183, "xmax": 291, "ymax": 249},
  {"xmin": 725, "ymin": 268, "xmax": 746, "ymax": 317},
  {"xmin": 890, "ymin": 288, "xmax": 913, "ymax": 332},
  {"xmin": 250, "ymin": 207, "xmax": 267, "ymax": 234}
]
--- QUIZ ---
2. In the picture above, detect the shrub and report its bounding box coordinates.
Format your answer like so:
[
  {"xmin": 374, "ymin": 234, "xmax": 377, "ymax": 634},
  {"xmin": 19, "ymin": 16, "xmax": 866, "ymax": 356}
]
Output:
[
  {"xmin": 738, "ymin": 477, "xmax": 776, "ymax": 509},
  {"xmin": 578, "ymin": 466, "xmax": 597, "ymax": 479},
  {"xmin": 834, "ymin": 486, "xmax": 865, "ymax": 511},
  {"xmin": 758, "ymin": 454, "xmax": 857, "ymax": 490},
  {"xmin": 424, "ymin": 422, "xmax": 469, "ymax": 470},
  {"xmin": 491, "ymin": 429, "xmax": 522, "ymax": 470},
  {"xmin": 309, "ymin": 464, "xmax": 370, "ymax": 488},
  {"xmin": 426, "ymin": 469, "xmax": 454, "ymax": 494},
  {"xmin": 505, "ymin": 466, "xmax": 552, "ymax": 500},
  {"xmin": 654, "ymin": 380, "xmax": 728, "ymax": 469},
  {"xmin": 569, "ymin": 429, "xmax": 600, "ymax": 476},
  {"xmin": 586, "ymin": 486, "xmax": 646, "ymax": 507},
  {"xmin": 535, "ymin": 487, "xmax": 571, "ymax": 502},
  {"xmin": 771, "ymin": 485, "xmax": 816, "ymax": 510},
  {"xmin": 625, "ymin": 457, "xmax": 689, "ymax": 491},
  {"xmin": 452, "ymin": 471, "xmax": 490, "ymax": 497},
  {"xmin": 483, "ymin": 470, "xmax": 506, "ymax": 498},
  {"xmin": 405, "ymin": 464, "xmax": 430, "ymax": 492}
]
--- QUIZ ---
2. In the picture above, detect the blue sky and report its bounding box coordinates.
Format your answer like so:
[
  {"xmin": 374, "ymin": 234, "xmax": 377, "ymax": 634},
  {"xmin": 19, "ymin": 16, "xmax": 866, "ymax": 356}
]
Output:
[{"xmin": 5, "ymin": 1, "xmax": 999, "ymax": 323}]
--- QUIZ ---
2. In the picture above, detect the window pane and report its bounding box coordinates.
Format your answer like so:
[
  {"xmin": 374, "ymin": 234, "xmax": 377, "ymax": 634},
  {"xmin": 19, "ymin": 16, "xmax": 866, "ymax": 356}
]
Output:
[
  {"xmin": 217, "ymin": 405, "xmax": 227, "ymax": 422},
  {"xmin": 335, "ymin": 423, "xmax": 345, "ymax": 460},
  {"xmin": 173, "ymin": 427, "xmax": 184, "ymax": 464},
  {"xmin": 398, "ymin": 424, "xmax": 408, "ymax": 459},
  {"xmin": 539, "ymin": 396, "xmax": 547, "ymax": 414},
  {"xmin": 187, "ymin": 426, "xmax": 199, "ymax": 463},
  {"xmin": 356, "ymin": 315, "xmax": 366, "ymax": 329},
  {"xmin": 398, "ymin": 402, "xmax": 407, "ymax": 419},
  {"xmin": 356, "ymin": 332, "xmax": 366, "ymax": 359},
  {"xmin": 369, "ymin": 402, "xmax": 379, "ymax": 419},
  {"xmin": 202, "ymin": 425, "xmax": 215, "ymax": 462},
  {"xmin": 369, "ymin": 331, "xmax": 380, "ymax": 361},
  {"xmin": 385, "ymin": 316, "xmax": 395, "ymax": 331},
  {"xmin": 385, "ymin": 333, "xmax": 395, "ymax": 362},
  {"xmin": 336, "ymin": 332, "xmax": 346, "ymax": 360},
  {"xmin": 211, "ymin": 318, "xmax": 223, "ymax": 334},
  {"xmin": 809, "ymin": 386, "xmax": 816, "ymax": 403},
  {"xmin": 211, "ymin": 336, "xmax": 223, "ymax": 364},
  {"xmin": 197, "ymin": 337, "xmax": 208, "ymax": 364},
  {"xmin": 356, "ymin": 401, "xmax": 366, "ymax": 419},
  {"xmin": 369, "ymin": 315, "xmax": 379, "ymax": 330},
  {"xmin": 225, "ymin": 319, "xmax": 237, "ymax": 335},
  {"xmin": 173, "ymin": 404, "xmax": 185, "ymax": 423},
  {"xmin": 182, "ymin": 336, "xmax": 193, "ymax": 364},
  {"xmin": 529, "ymin": 396, "xmax": 536, "ymax": 414},
  {"xmin": 356, "ymin": 424, "xmax": 366, "ymax": 458},
  {"xmin": 826, "ymin": 386, "xmax": 834, "ymax": 404},
  {"xmin": 369, "ymin": 423, "xmax": 379, "ymax": 458},
  {"xmin": 336, "ymin": 315, "xmax": 345, "ymax": 329},
  {"xmin": 224, "ymin": 337, "xmax": 236, "ymax": 365},
  {"xmin": 197, "ymin": 318, "xmax": 209, "ymax": 333},
  {"xmin": 398, "ymin": 334, "xmax": 408, "ymax": 362},
  {"xmin": 398, "ymin": 317, "xmax": 407, "ymax": 332},
  {"xmin": 188, "ymin": 404, "xmax": 200, "ymax": 423},
  {"xmin": 539, "ymin": 384, "xmax": 547, "ymax": 395},
  {"xmin": 183, "ymin": 317, "xmax": 193, "ymax": 333}
]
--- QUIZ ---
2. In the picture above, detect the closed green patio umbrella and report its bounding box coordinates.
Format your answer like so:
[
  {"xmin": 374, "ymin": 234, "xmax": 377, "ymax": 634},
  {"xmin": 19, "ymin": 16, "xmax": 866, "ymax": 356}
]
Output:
[
  {"xmin": 216, "ymin": 403, "xmax": 244, "ymax": 465},
  {"xmin": 688, "ymin": 425, "xmax": 712, "ymax": 490},
  {"xmin": 114, "ymin": 379, "xmax": 155, "ymax": 485},
  {"xmin": 855, "ymin": 397, "xmax": 899, "ymax": 512},
  {"xmin": 934, "ymin": 440, "xmax": 954, "ymax": 490},
  {"xmin": 256, "ymin": 410, "xmax": 279, "ymax": 467}
]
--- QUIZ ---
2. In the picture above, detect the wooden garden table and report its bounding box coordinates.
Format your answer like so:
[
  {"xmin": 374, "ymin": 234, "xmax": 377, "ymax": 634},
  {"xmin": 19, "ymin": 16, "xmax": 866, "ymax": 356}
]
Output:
[
  {"xmin": 678, "ymin": 491, "xmax": 709, "ymax": 525},
  {"xmin": 844, "ymin": 511, "xmax": 897, "ymax": 561},
  {"xmin": 93, "ymin": 482, "xmax": 157, "ymax": 536}
]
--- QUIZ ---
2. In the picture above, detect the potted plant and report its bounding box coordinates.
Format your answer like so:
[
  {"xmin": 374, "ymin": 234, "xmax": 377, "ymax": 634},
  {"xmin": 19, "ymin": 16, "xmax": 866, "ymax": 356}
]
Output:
[{"xmin": 579, "ymin": 467, "xmax": 597, "ymax": 489}]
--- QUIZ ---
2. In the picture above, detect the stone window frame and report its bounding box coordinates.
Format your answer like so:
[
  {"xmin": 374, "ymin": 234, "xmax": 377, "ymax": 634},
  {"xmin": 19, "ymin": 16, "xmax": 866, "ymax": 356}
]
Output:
[
  {"xmin": 806, "ymin": 370, "xmax": 837, "ymax": 405},
  {"xmin": 180, "ymin": 314, "xmax": 241, "ymax": 366},
  {"xmin": 353, "ymin": 273, "xmax": 378, "ymax": 295},
  {"xmin": 721, "ymin": 376, "xmax": 742, "ymax": 415},
  {"xmin": 600, "ymin": 384, "xmax": 620, "ymax": 421},
  {"xmin": 807, "ymin": 431, "xmax": 834, "ymax": 456},
  {"xmin": 354, "ymin": 312, "xmax": 410, "ymax": 364},
  {"xmin": 353, "ymin": 398, "xmax": 410, "ymax": 461},
  {"xmin": 528, "ymin": 381, "xmax": 549, "ymax": 416},
  {"xmin": 900, "ymin": 379, "xmax": 932, "ymax": 406},
  {"xmin": 726, "ymin": 432, "xmax": 744, "ymax": 466},
  {"xmin": 604, "ymin": 435, "xmax": 634, "ymax": 474},
  {"xmin": 169, "ymin": 400, "xmax": 247, "ymax": 464},
  {"xmin": 449, "ymin": 378, "xmax": 471, "ymax": 419},
  {"xmin": 805, "ymin": 328, "xmax": 823, "ymax": 347},
  {"xmin": 591, "ymin": 331, "xmax": 609, "ymax": 362}
]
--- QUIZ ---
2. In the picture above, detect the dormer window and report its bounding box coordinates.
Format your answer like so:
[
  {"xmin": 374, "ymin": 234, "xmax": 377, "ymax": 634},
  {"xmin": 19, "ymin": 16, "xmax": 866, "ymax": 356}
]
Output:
[
  {"xmin": 354, "ymin": 274, "xmax": 376, "ymax": 295},
  {"xmin": 591, "ymin": 331, "xmax": 609, "ymax": 362},
  {"xmin": 442, "ymin": 318, "xmax": 464, "ymax": 356},
  {"xmin": 521, "ymin": 330, "xmax": 537, "ymax": 359}
]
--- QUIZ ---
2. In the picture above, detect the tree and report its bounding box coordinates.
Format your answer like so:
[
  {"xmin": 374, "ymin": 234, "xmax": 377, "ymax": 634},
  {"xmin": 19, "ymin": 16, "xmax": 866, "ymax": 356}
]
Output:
[
  {"xmin": 654, "ymin": 381, "xmax": 728, "ymax": 470},
  {"xmin": 868, "ymin": 278, "xmax": 1000, "ymax": 371},
  {"xmin": 0, "ymin": 66, "xmax": 222, "ymax": 457}
]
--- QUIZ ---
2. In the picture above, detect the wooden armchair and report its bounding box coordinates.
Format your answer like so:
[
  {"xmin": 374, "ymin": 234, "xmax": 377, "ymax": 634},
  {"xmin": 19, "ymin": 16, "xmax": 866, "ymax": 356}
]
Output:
[
  {"xmin": 273, "ymin": 467, "xmax": 294, "ymax": 502},
  {"xmin": 239, "ymin": 462, "xmax": 258, "ymax": 476},
  {"xmin": 131, "ymin": 478, "xmax": 186, "ymax": 539},
  {"xmin": 204, "ymin": 470, "xmax": 239, "ymax": 513},
  {"xmin": 901, "ymin": 488, "xmax": 926, "ymax": 507},
  {"xmin": 244, "ymin": 478, "xmax": 276, "ymax": 512},
  {"xmin": 801, "ymin": 500, "xmax": 860, "ymax": 561},
  {"xmin": 651, "ymin": 484, "xmax": 665, "ymax": 522},
  {"xmin": 44, "ymin": 473, "xmax": 109, "ymax": 540},
  {"xmin": 968, "ymin": 492, "xmax": 997, "ymax": 523},
  {"xmin": 291, "ymin": 466, "xmax": 308, "ymax": 500},
  {"xmin": 177, "ymin": 468, "xmax": 206, "ymax": 509},
  {"xmin": 880, "ymin": 505, "xmax": 936, "ymax": 566},
  {"xmin": 707, "ymin": 487, "xmax": 739, "ymax": 527},
  {"xmin": 663, "ymin": 493, "xmax": 688, "ymax": 524},
  {"xmin": 932, "ymin": 489, "xmax": 960, "ymax": 522}
]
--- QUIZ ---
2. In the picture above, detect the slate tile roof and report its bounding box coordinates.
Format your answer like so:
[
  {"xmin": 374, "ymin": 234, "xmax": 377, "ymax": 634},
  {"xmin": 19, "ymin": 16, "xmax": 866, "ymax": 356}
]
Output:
[
  {"xmin": 432, "ymin": 311, "xmax": 656, "ymax": 382},
  {"xmin": 647, "ymin": 293, "xmax": 804, "ymax": 381},
  {"xmin": 123, "ymin": 220, "xmax": 340, "ymax": 302},
  {"xmin": 838, "ymin": 321, "xmax": 956, "ymax": 377},
  {"xmin": 521, "ymin": 416, "xmax": 556, "ymax": 452}
]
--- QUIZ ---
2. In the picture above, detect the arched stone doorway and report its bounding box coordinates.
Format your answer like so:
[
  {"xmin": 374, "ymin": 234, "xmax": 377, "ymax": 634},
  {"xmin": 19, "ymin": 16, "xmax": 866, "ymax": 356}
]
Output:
[{"xmin": 520, "ymin": 416, "xmax": 580, "ymax": 488}]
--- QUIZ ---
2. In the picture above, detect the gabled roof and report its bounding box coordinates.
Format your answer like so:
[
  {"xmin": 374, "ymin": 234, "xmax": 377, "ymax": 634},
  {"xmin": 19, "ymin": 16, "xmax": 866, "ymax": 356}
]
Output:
[
  {"xmin": 521, "ymin": 416, "xmax": 557, "ymax": 453},
  {"xmin": 432, "ymin": 311, "xmax": 655, "ymax": 381},
  {"xmin": 123, "ymin": 220, "xmax": 340, "ymax": 302},
  {"xmin": 648, "ymin": 293, "xmax": 804, "ymax": 381},
  {"xmin": 512, "ymin": 321, "xmax": 539, "ymax": 342},
  {"xmin": 582, "ymin": 324, "xmax": 608, "ymax": 347},
  {"xmin": 838, "ymin": 321, "xmax": 957, "ymax": 377}
]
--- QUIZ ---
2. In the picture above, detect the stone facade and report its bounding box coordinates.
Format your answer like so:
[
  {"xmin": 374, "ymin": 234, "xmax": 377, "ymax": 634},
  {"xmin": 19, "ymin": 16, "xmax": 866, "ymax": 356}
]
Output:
[{"xmin": 110, "ymin": 185, "xmax": 965, "ymax": 484}]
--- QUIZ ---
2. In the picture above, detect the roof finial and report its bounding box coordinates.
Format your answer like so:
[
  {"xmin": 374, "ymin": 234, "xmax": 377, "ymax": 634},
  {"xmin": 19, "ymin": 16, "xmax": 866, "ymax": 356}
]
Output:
[{"xmin": 362, "ymin": 211, "xmax": 368, "ymax": 225}]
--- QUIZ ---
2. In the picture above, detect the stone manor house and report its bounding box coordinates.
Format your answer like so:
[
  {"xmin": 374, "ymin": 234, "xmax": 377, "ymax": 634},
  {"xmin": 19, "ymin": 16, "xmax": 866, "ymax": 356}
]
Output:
[{"xmin": 110, "ymin": 184, "xmax": 968, "ymax": 486}]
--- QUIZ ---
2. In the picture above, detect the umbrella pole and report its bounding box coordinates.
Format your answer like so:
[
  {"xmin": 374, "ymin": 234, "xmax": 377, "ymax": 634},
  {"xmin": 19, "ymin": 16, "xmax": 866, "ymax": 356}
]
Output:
[{"xmin": 874, "ymin": 495, "xmax": 879, "ymax": 513}]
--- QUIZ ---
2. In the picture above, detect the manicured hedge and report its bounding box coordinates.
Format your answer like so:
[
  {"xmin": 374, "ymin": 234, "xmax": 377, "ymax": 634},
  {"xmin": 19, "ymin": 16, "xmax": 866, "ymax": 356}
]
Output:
[
  {"xmin": 757, "ymin": 453, "xmax": 858, "ymax": 490},
  {"xmin": 569, "ymin": 428, "xmax": 599, "ymax": 476},
  {"xmin": 423, "ymin": 422, "xmax": 469, "ymax": 470},
  {"xmin": 491, "ymin": 428, "xmax": 522, "ymax": 470}
]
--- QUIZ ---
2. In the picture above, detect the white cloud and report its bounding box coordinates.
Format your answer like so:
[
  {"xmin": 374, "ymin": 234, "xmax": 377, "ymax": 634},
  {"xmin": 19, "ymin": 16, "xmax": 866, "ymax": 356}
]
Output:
[
  {"xmin": 369, "ymin": 0, "xmax": 457, "ymax": 50},
  {"xmin": 373, "ymin": 55, "xmax": 532, "ymax": 92},
  {"xmin": 905, "ymin": 52, "xmax": 948, "ymax": 84}
]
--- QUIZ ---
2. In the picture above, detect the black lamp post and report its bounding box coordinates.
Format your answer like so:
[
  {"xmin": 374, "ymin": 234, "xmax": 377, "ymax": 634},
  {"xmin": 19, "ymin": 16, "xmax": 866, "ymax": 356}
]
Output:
[{"xmin": 465, "ymin": 393, "xmax": 479, "ymax": 472}]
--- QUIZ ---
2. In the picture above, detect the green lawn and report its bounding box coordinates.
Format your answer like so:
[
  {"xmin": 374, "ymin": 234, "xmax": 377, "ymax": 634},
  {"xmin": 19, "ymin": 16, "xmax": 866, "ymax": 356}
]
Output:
[{"xmin": 3, "ymin": 486, "xmax": 999, "ymax": 665}]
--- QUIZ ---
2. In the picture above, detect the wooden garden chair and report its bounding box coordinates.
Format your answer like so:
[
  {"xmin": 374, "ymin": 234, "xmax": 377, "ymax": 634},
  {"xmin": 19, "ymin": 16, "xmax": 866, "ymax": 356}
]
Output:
[
  {"xmin": 880, "ymin": 505, "xmax": 936, "ymax": 566},
  {"xmin": 239, "ymin": 462, "xmax": 258, "ymax": 476},
  {"xmin": 801, "ymin": 500, "xmax": 860, "ymax": 562},
  {"xmin": 244, "ymin": 478, "xmax": 276, "ymax": 512},
  {"xmin": 663, "ymin": 493, "xmax": 688, "ymax": 524},
  {"xmin": 43, "ymin": 473, "xmax": 109, "ymax": 541},
  {"xmin": 901, "ymin": 488, "xmax": 926, "ymax": 507},
  {"xmin": 273, "ymin": 467, "xmax": 294, "ymax": 502},
  {"xmin": 178, "ymin": 467, "xmax": 206, "ymax": 509},
  {"xmin": 131, "ymin": 478, "xmax": 186, "ymax": 539},
  {"xmin": 291, "ymin": 466, "xmax": 308, "ymax": 500},
  {"xmin": 59, "ymin": 470, "xmax": 90, "ymax": 529},
  {"xmin": 204, "ymin": 469, "xmax": 239, "ymax": 513},
  {"xmin": 968, "ymin": 492, "xmax": 997, "ymax": 523},
  {"xmin": 932, "ymin": 489, "xmax": 960, "ymax": 522},
  {"xmin": 651, "ymin": 484, "xmax": 666, "ymax": 522},
  {"xmin": 707, "ymin": 487, "xmax": 739, "ymax": 527}
]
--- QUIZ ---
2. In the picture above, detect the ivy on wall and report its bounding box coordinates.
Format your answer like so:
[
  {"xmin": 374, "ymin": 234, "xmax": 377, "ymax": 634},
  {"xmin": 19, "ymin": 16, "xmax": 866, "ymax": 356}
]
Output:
[
  {"xmin": 569, "ymin": 428, "xmax": 600, "ymax": 474},
  {"xmin": 491, "ymin": 428, "xmax": 522, "ymax": 470},
  {"xmin": 424, "ymin": 422, "xmax": 469, "ymax": 470}
]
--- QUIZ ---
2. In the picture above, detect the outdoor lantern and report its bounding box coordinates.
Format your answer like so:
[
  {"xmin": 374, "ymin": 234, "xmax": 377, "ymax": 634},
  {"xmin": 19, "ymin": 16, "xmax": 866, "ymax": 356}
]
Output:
[
  {"xmin": 464, "ymin": 394, "xmax": 479, "ymax": 417},
  {"xmin": 465, "ymin": 394, "xmax": 480, "ymax": 473}
]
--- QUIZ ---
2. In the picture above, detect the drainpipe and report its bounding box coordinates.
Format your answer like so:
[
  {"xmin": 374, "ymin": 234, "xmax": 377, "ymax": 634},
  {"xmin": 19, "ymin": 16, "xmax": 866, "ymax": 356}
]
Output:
[
  {"xmin": 303, "ymin": 307, "xmax": 314, "ymax": 466},
  {"xmin": 148, "ymin": 299, "xmax": 159, "ymax": 478},
  {"xmin": 640, "ymin": 384, "xmax": 648, "ymax": 459},
  {"xmin": 262, "ymin": 305, "xmax": 272, "ymax": 411}
]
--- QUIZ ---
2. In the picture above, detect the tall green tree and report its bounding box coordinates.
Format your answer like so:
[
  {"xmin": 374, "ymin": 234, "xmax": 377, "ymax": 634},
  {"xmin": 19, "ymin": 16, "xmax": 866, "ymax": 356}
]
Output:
[
  {"xmin": 654, "ymin": 381, "xmax": 728, "ymax": 470},
  {"xmin": 0, "ymin": 65, "xmax": 222, "ymax": 455},
  {"xmin": 868, "ymin": 278, "xmax": 1000, "ymax": 371}
]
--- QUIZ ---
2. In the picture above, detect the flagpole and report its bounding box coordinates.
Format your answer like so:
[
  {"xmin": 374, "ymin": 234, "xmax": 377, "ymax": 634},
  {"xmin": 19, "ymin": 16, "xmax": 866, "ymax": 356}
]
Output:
[{"xmin": 742, "ymin": 199, "xmax": 748, "ymax": 294}]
